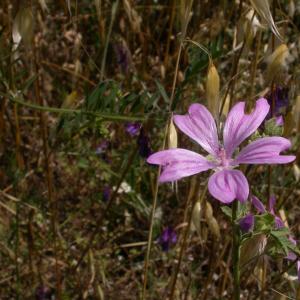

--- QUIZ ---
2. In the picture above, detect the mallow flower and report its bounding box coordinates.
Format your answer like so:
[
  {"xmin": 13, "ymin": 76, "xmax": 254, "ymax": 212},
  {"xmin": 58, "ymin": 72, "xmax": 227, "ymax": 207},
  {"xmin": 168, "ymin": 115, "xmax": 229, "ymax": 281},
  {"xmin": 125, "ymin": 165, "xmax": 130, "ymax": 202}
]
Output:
[{"xmin": 147, "ymin": 98, "xmax": 295, "ymax": 203}]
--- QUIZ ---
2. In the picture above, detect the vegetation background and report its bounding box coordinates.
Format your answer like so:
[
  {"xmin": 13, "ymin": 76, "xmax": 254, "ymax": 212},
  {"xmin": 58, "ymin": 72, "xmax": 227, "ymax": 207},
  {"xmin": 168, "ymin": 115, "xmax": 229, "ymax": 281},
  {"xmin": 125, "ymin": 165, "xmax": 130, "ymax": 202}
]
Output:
[{"xmin": 0, "ymin": 0, "xmax": 300, "ymax": 299}]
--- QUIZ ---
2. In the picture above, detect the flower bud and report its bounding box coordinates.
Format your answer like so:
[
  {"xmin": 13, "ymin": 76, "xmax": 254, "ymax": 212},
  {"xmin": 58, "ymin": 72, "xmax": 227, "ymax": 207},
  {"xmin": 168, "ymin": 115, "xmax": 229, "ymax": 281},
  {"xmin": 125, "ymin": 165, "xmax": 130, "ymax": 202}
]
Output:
[
  {"xmin": 204, "ymin": 202, "xmax": 220, "ymax": 240},
  {"xmin": 206, "ymin": 62, "xmax": 220, "ymax": 120},
  {"xmin": 168, "ymin": 119, "xmax": 178, "ymax": 149},
  {"xmin": 264, "ymin": 116, "xmax": 284, "ymax": 136},
  {"xmin": 239, "ymin": 214, "xmax": 254, "ymax": 233},
  {"xmin": 13, "ymin": 7, "xmax": 34, "ymax": 47},
  {"xmin": 191, "ymin": 202, "xmax": 201, "ymax": 235},
  {"xmin": 266, "ymin": 44, "xmax": 289, "ymax": 84}
]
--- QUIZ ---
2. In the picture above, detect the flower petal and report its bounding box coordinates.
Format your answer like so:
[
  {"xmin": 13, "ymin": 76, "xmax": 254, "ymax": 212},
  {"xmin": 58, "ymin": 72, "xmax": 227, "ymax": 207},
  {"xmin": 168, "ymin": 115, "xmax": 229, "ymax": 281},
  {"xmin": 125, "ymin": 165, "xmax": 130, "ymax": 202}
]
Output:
[
  {"xmin": 268, "ymin": 195, "xmax": 276, "ymax": 212},
  {"xmin": 274, "ymin": 216, "xmax": 285, "ymax": 229},
  {"xmin": 173, "ymin": 104, "xmax": 220, "ymax": 156},
  {"xmin": 147, "ymin": 148, "xmax": 215, "ymax": 182},
  {"xmin": 251, "ymin": 196, "xmax": 266, "ymax": 213},
  {"xmin": 223, "ymin": 98, "xmax": 270, "ymax": 158},
  {"xmin": 234, "ymin": 137, "xmax": 295, "ymax": 164},
  {"xmin": 239, "ymin": 214, "xmax": 254, "ymax": 233},
  {"xmin": 208, "ymin": 169, "xmax": 249, "ymax": 203}
]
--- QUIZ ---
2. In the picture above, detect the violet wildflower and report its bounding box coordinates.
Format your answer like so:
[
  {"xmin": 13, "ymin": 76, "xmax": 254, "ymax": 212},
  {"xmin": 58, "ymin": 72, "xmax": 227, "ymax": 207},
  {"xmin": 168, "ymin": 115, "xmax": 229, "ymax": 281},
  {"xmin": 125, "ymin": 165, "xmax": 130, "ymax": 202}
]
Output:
[
  {"xmin": 95, "ymin": 140, "xmax": 110, "ymax": 163},
  {"xmin": 147, "ymin": 99, "xmax": 295, "ymax": 203},
  {"xmin": 266, "ymin": 86, "xmax": 289, "ymax": 118},
  {"xmin": 138, "ymin": 128, "xmax": 152, "ymax": 158},
  {"xmin": 95, "ymin": 141, "xmax": 109, "ymax": 155},
  {"xmin": 125, "ymin": 122, "xmax": 141, "ymax": 136},
  {"xmin": 239, "ymin": 214, "xmax": 254, "ymax": 233},
  {"xmin": 113, "ymin": 41, "xmax": 131, "ymax": 74},
  {"xmin": 158, "ymin": 227, "xmax": 177, "ymax": 252},
  {"xmin": 35, "ymin": 285, "xmax": 52, "ymax": 300},
  {"xmin": 103, "ymin": 186, "xmax": 111, "ymax": 202}
]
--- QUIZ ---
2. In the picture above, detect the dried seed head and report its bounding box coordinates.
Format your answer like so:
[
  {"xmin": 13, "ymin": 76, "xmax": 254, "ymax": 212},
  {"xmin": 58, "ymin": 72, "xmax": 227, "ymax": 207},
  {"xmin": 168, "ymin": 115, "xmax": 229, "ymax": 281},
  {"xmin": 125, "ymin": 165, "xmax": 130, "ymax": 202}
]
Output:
[
  {"xmin": 204, "ymin": 202, "xmax": 220, "ymax": 240},
  {"xmin": 250, "ymin": 0, "xmax": 282, "ymax": 41},
  {"xmin": 244, "ymin": 9, "xmax": 264, "ymax": 38},
  {"xmin": 207, "ymin": 217, "xmax": 221, "ymax": 240},
  {"xmin": 38, "ymin": 0, "xmax": 49, "ymax": 12},
  {"xmin": 168, "ymin": 118, "xmax": 178, "ymax": 149},
  {"xmin": 206, "ymin": 62, "xmax": 220, "ymax": 120},
  {"xmin": 13, "ymin": 7, "xmax": 34, "ymax": 47},
  {"xmin": 123, "ymin": 0, "xmax": 142, "ymax": 33},
  {"xmin": 266, "ymin": 44, "xmax": 289, "ymax": 84},
  {"xmin": 288, "ymin": 0, "xmax": 296, "ymax": 18},
  {"xmin": 191, "ymin": 202, "xmax": 201, "ymax": 235},
  {"xmin": 293, "ymin": 164, "xmax": 300, "ymax": 182}
]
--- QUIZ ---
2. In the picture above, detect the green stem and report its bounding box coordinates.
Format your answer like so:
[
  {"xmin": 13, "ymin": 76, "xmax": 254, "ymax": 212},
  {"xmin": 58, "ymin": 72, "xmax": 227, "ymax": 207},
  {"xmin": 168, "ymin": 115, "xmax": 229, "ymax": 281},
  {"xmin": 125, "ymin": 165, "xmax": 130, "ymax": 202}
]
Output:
[
  {"xmin": 232, "ymin": 201, "xmax": 241, "ymax": 300},
  {"xmin": 6, "ymin": 94, "xmax": 149, "ymax": 122}
]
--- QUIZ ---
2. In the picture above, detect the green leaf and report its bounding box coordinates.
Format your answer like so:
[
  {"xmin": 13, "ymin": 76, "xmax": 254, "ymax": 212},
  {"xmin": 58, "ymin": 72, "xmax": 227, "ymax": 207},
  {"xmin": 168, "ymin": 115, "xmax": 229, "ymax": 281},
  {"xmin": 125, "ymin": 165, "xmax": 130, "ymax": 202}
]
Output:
[
  {"xmin": 270, "ymin": 228, "xmax": 297, "ymax": 256},
  {"xmin": 155, "ymin": 80, "xmax": 169, "ymax": 103},
  {"xmin": 221, "ymin": 206, "xmax": 232, "ymax": 219},
  {"xmin": 254, "ymin": 213, "xmax": 275, "ymax": 232}
]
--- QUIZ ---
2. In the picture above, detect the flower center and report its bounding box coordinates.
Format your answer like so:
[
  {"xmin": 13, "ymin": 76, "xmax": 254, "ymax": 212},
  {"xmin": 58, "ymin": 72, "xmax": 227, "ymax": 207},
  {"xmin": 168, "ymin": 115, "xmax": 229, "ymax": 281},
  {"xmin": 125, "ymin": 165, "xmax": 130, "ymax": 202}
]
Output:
[{"xmin": 217, "ymin": 148, "xmax": 232, "ymax": 168}]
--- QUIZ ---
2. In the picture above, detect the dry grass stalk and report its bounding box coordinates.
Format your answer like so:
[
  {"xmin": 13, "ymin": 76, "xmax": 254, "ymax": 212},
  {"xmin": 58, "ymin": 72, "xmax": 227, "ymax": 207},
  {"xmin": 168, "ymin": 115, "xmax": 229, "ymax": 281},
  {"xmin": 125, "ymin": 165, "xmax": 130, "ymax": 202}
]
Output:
[{"xmin": 250, "ymin": 0, "xmax": 282, "ymax": 40}]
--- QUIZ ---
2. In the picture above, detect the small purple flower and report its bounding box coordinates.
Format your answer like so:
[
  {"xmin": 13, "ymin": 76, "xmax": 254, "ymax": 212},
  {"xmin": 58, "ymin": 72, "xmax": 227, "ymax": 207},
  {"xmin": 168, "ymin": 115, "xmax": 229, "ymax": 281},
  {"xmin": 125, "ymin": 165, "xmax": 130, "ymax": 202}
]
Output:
[
  {"xmin": 147, "ymin": 99, "xmax": 295, "ymax": 203},
  {"xmin": 95, "ymin": 140, "xmax": 110, "ymax": 163},
  {"xmin": 35, "ymin": 285, "xmax": 52, "ymax": 300},
  {"xmin": 239, "ymin": 214, "xmax": 254, "ymax": 233},
  {"xmin": 125, "ymin": 122, "xmax": 141, "ymax": 136},
  {"xmin": 103, "ymin": 186, "xmax": 111, "ymax": 202},
  {"xmin": 113, "ymin": 41, "xmax": 131, "ymax": 74},
  {"xmin": 158, "ymin": 227, "xmax": 177, "ymax": 252},
  {"xmin": 266, "ymin": 86, "xmax": 289, "ymax": 118},
  {"xmin": 138, "ymin": 128, "xmax": 152, "ymax": 158},
  {"xmin": 95, "ymin": 141, "xmax": 109, "ymax": 155}
]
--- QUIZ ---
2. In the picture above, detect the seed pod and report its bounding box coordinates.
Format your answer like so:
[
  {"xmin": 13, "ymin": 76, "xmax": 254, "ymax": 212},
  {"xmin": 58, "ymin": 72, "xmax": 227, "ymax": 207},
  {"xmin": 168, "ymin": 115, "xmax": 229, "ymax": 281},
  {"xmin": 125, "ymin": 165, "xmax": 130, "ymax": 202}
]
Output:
[
  {"xmin": 293, "ymin": 164, "xmax": 300, "ymax": 182},
  {"xmin": 266, "ymin": 44, "xmax": 289, "ymax": 84},
  {"xmin": 250, "ymin": 0, "xmax": 282, "ymax": 41},
  {"xmin": 192, "ymin": 202, "xmax": 201, "ymax": 235},
  {"xmin": 168, "ymin": 118, "xmax": 178, "ymax": 149},
  {"xmin": 288, "ymin": 0, "xmax": 295, "ymax": 18},
  {"xmin": 38, "ymin": 0, "xmax": 49, "ymax": 12},
  {"xmin": 206, "ymin": 62, "xmax": 220, "ymax": 120},
  {"xmin": 204, "ymin": 202, "xmax": 220, "ymax": 240},
  {"xmin": 13, "ymin": 7, "xmax": 34, "ymax": 47}
]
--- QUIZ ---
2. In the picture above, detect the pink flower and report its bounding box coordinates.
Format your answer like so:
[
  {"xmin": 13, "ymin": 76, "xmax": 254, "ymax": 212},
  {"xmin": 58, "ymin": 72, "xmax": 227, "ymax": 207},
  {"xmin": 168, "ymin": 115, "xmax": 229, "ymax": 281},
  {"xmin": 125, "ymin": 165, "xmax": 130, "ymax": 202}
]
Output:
[{"xmin": 147, "ymin": 98, "xmax": 295, "ymax": 203}]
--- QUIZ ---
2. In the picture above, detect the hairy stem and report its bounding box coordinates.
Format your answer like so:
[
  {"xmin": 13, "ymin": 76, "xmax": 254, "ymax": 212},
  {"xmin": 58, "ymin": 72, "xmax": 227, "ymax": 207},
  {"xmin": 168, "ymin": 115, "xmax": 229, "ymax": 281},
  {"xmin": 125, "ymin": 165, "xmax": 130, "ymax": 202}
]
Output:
[{"xmin": 232, "ymin": 201, "xmax": 241, "ymax": 300}]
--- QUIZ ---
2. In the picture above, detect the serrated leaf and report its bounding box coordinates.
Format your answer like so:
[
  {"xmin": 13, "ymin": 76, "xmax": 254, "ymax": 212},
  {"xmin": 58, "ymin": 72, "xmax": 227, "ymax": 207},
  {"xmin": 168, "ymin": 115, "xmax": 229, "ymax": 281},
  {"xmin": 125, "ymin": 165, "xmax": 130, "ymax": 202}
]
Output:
[
  {"xmin": 255, "ymin": 213, "xmax": 275, "ymax": 232},
  {"xmin": 270, "ymin": 229, "xmax": 295, "ymax": 256}
]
